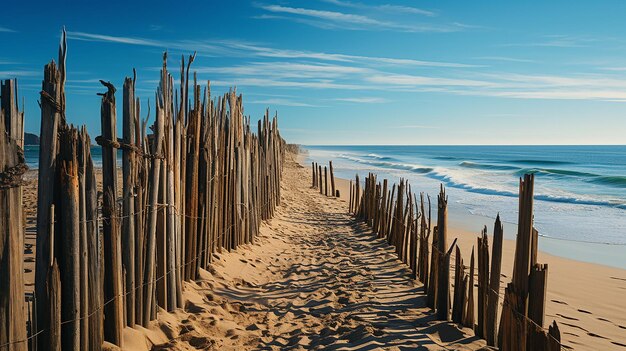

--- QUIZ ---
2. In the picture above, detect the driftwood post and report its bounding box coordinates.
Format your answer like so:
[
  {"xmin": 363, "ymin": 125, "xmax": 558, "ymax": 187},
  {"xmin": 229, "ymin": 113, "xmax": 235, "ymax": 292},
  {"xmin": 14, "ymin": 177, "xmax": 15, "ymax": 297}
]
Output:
[
  {"xmin": 329, "ymin": 161, "xmax": 336, "ymax": 197},
  {"xmin": 35, "ymin": 31, "xmax": 66, "ymax": 346},
  {"xmin": 122, "ymin": 75, "xmax": 136, "ymax": 327},
  {"xmin": 318, "ymin": 165, "xmax": 322, "ymax": 194},
  {"xmin": 0, "ymin": 79, "xmax": 28, "ymax": 351},
  {"xmin": 143, "ymin": 76, "xmax": 165, "ymax": 325},
  {"xmin": 452, "ymin": 246, "xmax": 465, "ymax": 324},
  {"xmin": 477, "ymin": 226, "xmax": 490, "ymax": 338},
  {"xmin": 82, "ymin": 129, "xmax": 102, "ymax": 351},
  {"xmin": 464, "ymin": 247, "xmax": 475, "ymax": 328},
  {"xmin": 58, "ymin": 127, "xmax": 80, "ymax": 351},
  {"xmin": 486, "ymin": 215, "xmax": 503, "ymax": 346},
  {"xmin": 98, "ymin": 80, "xmax": 123, "ymax": 347}
]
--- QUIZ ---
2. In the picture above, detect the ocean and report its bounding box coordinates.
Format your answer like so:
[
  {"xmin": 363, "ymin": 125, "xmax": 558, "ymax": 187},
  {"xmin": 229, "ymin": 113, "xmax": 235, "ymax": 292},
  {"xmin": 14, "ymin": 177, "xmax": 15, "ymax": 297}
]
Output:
[
  {"xmin": 303, "ymin": 145, "xmax": 626, "ymax": 268},
  {"xmin": 24, "ymin": 144, "xmax": 626, "ymax": 267},
  {"xmin": 25, "ymin": 145, "xmax": 114, "ymax": 169}
]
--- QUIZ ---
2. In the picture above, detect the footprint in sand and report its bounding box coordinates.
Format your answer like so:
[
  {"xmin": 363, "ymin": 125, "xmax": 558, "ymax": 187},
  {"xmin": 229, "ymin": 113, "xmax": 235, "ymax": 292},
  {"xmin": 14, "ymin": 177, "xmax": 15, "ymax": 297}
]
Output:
[
  {"xmin": 557, "ymin": 313, "xmax": 579, "ymax": 321},
  {"xmin": 587, "ymin": 332, "xmax": 608, "ymax": 339}
]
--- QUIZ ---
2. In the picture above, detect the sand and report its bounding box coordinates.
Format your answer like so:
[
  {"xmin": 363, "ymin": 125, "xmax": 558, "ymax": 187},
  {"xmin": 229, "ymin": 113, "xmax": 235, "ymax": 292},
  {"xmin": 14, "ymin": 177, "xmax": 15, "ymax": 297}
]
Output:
[
  {"xmin": 19, "ymin": 152, "xmax": 626, "ymax": 350},
  {"xmin": 332, "ymin": 167, "xmax": 626, "ymax": 351}
]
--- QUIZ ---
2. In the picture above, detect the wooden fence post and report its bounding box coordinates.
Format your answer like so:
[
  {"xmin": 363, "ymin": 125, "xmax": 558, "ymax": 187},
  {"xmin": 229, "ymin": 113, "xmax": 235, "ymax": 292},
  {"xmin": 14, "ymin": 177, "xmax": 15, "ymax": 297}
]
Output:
[
  {"xmin": 0, "ymin": 79, "xmax": 28, "ymax": 351},
  {"xmin": 58, "ymin": 127, "xmax": 80, "ymax": 351},
  {"xmin": 464, "ymin": 247, "xmax": 475, "ymax": 328},
  {"xmin": 318, "ymin": 165, "xmax": 322, "ymax": 194},
  {"xmin": 122, "ymin": 75, "xmax": 136, "ymax": 327},
  {"xmin": 486, "ymin": 215, "xmax": 503, "ymax": 346},
  {"xmin": 98, "ymin": 80, "xmax": 123, "ymax": 347},
  {"xmin": 477, "ymin": 227, "xmax": 490, "ymax": 338},
  {"xmin": 35, "ymin": 31, "xmax": 66, "ymax": 346},
  {"xmin": 452, "ymin": 246, "xmax": 466, "ymax": 324},
  {"xmin": 143, "ymin": 85, "xmax": 165, "ymax": 326},
  {"xmin": 329, "ymin": 161, "xmax": 336, "ymax": 197}
]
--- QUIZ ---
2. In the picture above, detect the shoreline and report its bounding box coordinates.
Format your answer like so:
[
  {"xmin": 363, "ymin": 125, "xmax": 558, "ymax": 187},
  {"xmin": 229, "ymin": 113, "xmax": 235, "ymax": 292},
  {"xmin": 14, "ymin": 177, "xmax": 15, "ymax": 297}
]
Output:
[
  {"xmin": 299, "ymin": 149, "xmax": 626, "ymax": 270},
  {"xmin": 297, "ymin": 152, "xmax": 626, "ymax": 350}
]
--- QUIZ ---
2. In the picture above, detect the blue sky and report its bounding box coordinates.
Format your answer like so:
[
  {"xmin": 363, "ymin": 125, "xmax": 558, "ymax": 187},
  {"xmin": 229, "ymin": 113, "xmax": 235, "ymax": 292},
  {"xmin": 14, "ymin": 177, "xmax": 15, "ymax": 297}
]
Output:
[{"xmin": 1, "ymin": 0, "xmax": 626, "ymax": 145}]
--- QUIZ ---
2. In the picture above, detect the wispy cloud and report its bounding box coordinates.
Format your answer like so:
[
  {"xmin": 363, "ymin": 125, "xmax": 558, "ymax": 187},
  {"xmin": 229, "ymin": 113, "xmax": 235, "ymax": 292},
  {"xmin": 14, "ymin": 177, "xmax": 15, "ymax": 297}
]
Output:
[
  {"xmin": 191, "ymin": 61, "xmax": 369, "ymax": 80},
  {"xmin": 219, "ymin": 40, "xmax": 481, "ymax": 68},
  {"xmin": 391, "ymin": 125, "xmax": 439, "ymax": 129},
  {"xmin": 248, "ymin": 98, "xmax": 320, "ymax": 107},
  {"xmin": 320, "ymin": 0, "xmax": 436, "ymax": 17},
  {"xmin": 333, "ymin": 97, "xmax": 388, "ymax": 103},
  {"xmin": 0, "ymin": 26, "xmax": 15, "ymax": 33},
  {"xmin": 67, "ymin": 31, "xmax": 479, "ymax": 69},
  {"xmin": 256, "ymin": 4, "xmax": 459, "ymax": 32},
  {"xmin": 367, "ymin": 74, "xmax": 494, "ymax": 87},
  {"xmin": 0, "ymin": 70, "xmax": 39, "ymax": 78},
  {"xmin": 475, "ymin": 56, "xmax": 535, "ymax": 63},
  {"xmin": 210, "ymin": 78, "xmax": 363, "ymax": 90},
  {"xmin": 67, "ymin": 31, "xmax": 232, "ymax": 56},
  {"xmin": 63, "ymin": 31, "xmax": 626, "ymax": 103},
  {"xmin": 502, "ymin": 35, "xmax": 603, "ymax": 48},
  {"xmin": 68, "ymin": 31, "xmax": 164, "ymax": 46}
]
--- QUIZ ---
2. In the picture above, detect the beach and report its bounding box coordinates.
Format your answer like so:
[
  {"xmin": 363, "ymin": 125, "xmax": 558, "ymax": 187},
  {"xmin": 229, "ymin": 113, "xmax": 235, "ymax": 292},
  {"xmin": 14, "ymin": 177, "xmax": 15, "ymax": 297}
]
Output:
[
  {"xmin": 20, "ymin": 150, "xmax": 624, "ymax": 350},
  {"xmin": 327, "ymin": 157, "xmax": 626, "ymax": 351}
]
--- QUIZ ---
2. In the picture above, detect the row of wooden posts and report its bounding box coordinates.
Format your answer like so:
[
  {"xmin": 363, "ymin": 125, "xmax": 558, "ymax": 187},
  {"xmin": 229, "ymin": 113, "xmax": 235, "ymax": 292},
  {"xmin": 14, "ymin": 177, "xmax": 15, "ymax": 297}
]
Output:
[
  {"xmin": 339, "ymin": 170, "xmax": 562, "ymax": 351},
  {"xmin": 311, "ymin": 161, "xmax": 339, "ymax": 197},
  {"xmin": 0, "ymin": 31, "xmax": 285, "ymax": 351}
]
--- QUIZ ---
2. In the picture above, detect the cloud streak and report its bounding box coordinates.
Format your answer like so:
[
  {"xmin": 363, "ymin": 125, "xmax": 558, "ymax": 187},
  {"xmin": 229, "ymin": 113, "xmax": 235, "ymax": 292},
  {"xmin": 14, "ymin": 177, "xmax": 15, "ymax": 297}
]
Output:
[
  {"xmin": 248, "ymin": 98, "xmax": 320, "ymax": 107},
  {"xmin": 333, "ymin": 97, "xmax": 388, "ymax": 103},
  {"xmin": 256, "ymin": 4, "xmax": 460, "ymax": 32},
  {"xmin": 320, "ymin": 0, "xmax": 436, "ymax": 17},
  {"xmin": 0, "ymin": 26, "xmax": 15, "ymax": 33},
  {"xmin": 63, "ymin": 31, "xmax": 626, "ymax": 103}
]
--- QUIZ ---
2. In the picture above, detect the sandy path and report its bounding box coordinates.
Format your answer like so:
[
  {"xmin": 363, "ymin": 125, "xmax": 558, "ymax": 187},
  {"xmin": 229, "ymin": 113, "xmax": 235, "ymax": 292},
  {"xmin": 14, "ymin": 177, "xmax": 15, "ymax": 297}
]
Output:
[{"xmin": 147, "ymin": 155, "xmax": 485, "ymax": 350}]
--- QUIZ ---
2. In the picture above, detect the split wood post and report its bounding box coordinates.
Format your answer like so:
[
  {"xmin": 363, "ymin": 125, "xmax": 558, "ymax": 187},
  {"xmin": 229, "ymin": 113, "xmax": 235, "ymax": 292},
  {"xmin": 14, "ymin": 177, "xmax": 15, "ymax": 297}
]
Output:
[
  {"xmin": 547, "ymin": 321, "xmax": 561, "ymax": 351},
  {"xmin": 143, "ymin": 85, "xmax": 165, "ymax": 325},
  {"xmin": 486, "ymin": 215, "xmax": 503, "ymax": 346},
  {"xmin": 134, "ymin": 101, "xmax": 147, "ymax": 327},
  {"xmin": 477, "ymin": 226, "xmax": 490, "ymax": 338},
  {"xmin": 122, "ymin": 75, "xmax": 136, "ymax": 327},
  {"xmin": 436, "ymin": 239, "xmax": 457, "ymax": 321},
  {"xmin": 83, "ymin": 130, "xmax": 102, "ymax": 350},
  {"xmin": 329, "ymin": 161, "xmax": 336, "ymax": 197},
  {"xmin": 452, "ymin": 246, "xmax": 465, "ymax": 324},
  {"xmin": 502, "ymin": 174, "xmax": 533, "ymax": 351},
  {"xmin": 312, "ymin": 162, "xmax": 315, "ymax": 188},
  {"xmin": 35, "ymin": 32, "xmax": 66, "ymax": 345},
  {"xmin": 418, "ymin": 193, "xmax": 430, "ymax": 288},
  {"xmin": 324, "ymin": 166, "xmax": 328, "ymax": 196},
  {"xmin": 528, "ymin": 263, "xmax": 548, "ymax": 328},
  {"xmin": 0, "ymin": 79, "xmax": 28, "ymax": 351},
  {"xmin": 436, "ymin": 186, "xmax": 448, "ymax": 312},
  {"xmin": 354, "ymin": 175, "xmax": 360, "ymax": 215},
  {"xmin": 165, "ymin": 77, "xmax": 177, "ymax": 312},
  {"xmin": 184, "ymin": 76, "xmax": 201, "ymax": 281},
  {"xmin": 58, "ymin": 127, "xmax": 80, "ymax": 351},
  {"xmin": 427, "ymin": 233, "xmax": 438, "ymax": 308},
  {"xmin": 349, "ymin": 180, "xmax": 353, "ymax": 213},
  {"xmin": 463, "ymin": 247, "xmax": 475, "ymax": 328},
  {"xmin": 98, "ymin": 80, "xmax": 123, "ymax": 347},
  {"xmin": 76, "ymin": 128, "xmax": 89, "ymax": 351},
  {"xmin": 47, "ymin": 260, "xmax": 61, "ymax": 351},
  {"xmin": 318, "ymin": 165, "xmax": 322, "ymax": 194}
]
